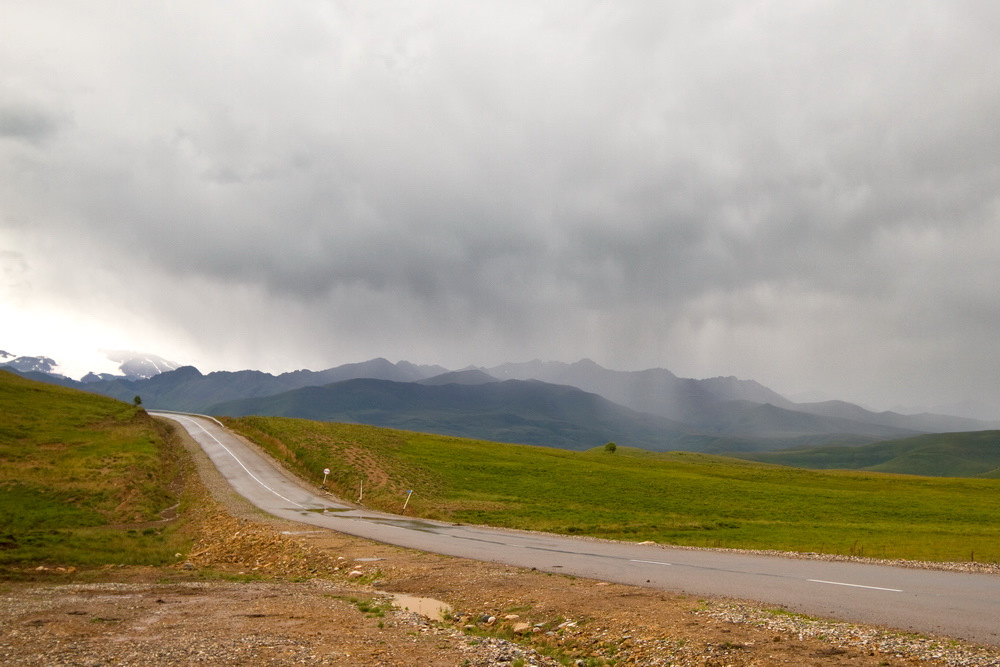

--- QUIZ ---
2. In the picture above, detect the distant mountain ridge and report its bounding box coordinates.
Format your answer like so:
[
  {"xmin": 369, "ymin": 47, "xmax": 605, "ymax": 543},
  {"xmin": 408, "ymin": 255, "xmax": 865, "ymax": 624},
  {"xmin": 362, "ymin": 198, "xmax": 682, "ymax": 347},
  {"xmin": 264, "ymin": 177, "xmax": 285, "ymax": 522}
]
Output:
[
  {"xmin": 486, "ymin": 359, "xmax": 793, "ymax": 424},
  {"xmin": 792, "ymin": 400, "xmax": 985, "ymax": 434},
  {"xmin": 6, "ymin": 351, "xmax": 998, "ymax": 454},
  {"xmin": 481, "ymin": 359, "xmax": 990, "ymax": 436},
  {"xmin": 60, "ymin": 357, "xmax": 449, "ymax": 413},
  {"xmin": 209, "ymin": 377, "xmax": 698, "ymax": 451}
]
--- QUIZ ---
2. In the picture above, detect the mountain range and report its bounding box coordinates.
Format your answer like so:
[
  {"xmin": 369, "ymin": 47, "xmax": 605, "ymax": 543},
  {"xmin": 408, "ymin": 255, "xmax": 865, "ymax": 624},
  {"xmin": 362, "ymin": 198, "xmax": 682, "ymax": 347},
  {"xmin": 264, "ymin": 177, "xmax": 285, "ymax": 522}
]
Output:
[
  {"xmin": 0, "ymin": 349, "xmax": 179, "ymax": 382},
  {"xmin": 5, "ymin": 351, "xmax": 997, "ymax": 454}
]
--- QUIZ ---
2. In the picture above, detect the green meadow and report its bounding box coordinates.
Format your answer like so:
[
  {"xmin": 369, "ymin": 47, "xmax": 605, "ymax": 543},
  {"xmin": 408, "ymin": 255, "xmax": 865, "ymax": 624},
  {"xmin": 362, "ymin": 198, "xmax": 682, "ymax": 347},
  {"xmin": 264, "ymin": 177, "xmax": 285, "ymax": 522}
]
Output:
[
  {"xmin": 229, "ymin": 416, "xmax": 1000, "ymax": 563},
  {"xmin": 0, "ymin": 371, "xmax": 193, "ymax": 571}
]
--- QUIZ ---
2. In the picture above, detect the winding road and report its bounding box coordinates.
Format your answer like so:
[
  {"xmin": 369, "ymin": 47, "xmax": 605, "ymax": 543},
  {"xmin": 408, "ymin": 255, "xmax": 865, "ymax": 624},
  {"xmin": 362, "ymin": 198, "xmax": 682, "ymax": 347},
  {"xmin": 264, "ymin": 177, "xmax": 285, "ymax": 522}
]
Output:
[{"xmin": 156, "ymin": 412, "xmax": 1000, "ymax": 646}]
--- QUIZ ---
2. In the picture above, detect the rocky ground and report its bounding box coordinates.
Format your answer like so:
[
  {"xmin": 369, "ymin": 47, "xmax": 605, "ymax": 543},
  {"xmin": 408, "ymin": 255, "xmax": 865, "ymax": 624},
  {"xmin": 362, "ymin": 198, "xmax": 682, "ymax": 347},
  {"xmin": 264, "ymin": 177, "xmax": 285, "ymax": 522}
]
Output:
[{"xmin": 2, "ymin": 424, "xmax": 999, "ymax": 666}]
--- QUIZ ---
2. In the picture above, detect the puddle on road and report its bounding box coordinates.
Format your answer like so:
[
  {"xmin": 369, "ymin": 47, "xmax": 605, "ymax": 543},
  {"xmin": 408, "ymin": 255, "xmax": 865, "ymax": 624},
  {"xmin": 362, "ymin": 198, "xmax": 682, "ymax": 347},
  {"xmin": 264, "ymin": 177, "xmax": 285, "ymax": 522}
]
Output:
[
  {"xmin": 372, "ymin": 518, "xmax": 442, "ymax": 532},
  {"xmin": 391, "ymin": 594, "xmax": 452, "ymax": 621},
  {"xmin": 305, "ymin": 507, "xmax": 351, "ymax": 513},
  {"xmin": 332, "ymin": 515, "xmax": 442, "ymax": 532}
]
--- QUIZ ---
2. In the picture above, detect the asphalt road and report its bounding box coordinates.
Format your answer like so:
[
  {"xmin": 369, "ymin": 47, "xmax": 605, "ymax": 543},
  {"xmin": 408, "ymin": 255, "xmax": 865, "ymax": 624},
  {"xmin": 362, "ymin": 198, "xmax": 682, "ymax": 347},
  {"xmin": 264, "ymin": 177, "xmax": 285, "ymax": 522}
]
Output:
[{"xmin": 156, "ymin": 412, "xmax": 1000, "ymax": 646}]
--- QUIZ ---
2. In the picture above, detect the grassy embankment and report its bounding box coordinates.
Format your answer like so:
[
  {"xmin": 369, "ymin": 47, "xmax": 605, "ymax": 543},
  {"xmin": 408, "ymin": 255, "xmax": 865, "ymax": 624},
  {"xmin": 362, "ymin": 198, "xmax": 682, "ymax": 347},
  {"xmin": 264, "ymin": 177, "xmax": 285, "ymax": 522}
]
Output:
[
  {"xmin": 228, "ymin": 415, "xmax": 1000, "ymax": 563},
  {"xmin": 0, "ymin": 371, "xmax": 196, "ymax": 572}
]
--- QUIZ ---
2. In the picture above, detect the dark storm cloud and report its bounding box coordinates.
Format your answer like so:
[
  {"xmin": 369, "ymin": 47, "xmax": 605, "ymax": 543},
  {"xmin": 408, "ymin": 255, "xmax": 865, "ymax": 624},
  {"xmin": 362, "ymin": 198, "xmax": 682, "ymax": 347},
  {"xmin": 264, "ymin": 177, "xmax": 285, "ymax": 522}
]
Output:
[
  {"xmin": 0, "ymin": 105, "xmax": 61, "ymax": 145},
  {"xmin": 3, "ymin": 1, "xmax": 1000, "ymax": 408}
]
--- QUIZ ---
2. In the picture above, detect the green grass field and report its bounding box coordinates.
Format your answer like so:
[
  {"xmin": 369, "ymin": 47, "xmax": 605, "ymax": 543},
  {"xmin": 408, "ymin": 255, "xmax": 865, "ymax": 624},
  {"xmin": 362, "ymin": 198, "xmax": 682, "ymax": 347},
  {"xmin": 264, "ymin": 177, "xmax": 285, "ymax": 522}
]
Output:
[
  {"xmin": 0, "ymin": 371, "xmax": 194, "ymax": 570},
  {"xmin": 228, "ymin": 415, "xmax": 1000, "ymax": 563}
]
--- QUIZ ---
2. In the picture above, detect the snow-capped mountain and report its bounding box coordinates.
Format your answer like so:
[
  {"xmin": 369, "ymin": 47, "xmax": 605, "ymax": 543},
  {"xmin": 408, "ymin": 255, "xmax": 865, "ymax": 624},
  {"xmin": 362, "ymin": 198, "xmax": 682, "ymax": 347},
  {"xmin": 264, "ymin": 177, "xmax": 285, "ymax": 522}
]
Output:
[
  {"xmin": 80, "ymin": 350, "xmax": 180, "ymax": 382},
  {"xmin": 0, "ymin": 351, "xmax": 60, "ymax": 374},
  {"xmin": 1, "ymin": 348, "xmax": 180, "ymax": 382}
]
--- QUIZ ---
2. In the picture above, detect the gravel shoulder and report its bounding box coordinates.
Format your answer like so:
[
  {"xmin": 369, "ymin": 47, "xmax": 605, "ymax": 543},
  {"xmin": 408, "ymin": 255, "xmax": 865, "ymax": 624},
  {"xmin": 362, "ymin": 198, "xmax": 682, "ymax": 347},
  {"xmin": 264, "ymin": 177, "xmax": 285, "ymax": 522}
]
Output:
[{"xmin": 1, "ymin": 420, "xmax": 998, "ymax": 666}]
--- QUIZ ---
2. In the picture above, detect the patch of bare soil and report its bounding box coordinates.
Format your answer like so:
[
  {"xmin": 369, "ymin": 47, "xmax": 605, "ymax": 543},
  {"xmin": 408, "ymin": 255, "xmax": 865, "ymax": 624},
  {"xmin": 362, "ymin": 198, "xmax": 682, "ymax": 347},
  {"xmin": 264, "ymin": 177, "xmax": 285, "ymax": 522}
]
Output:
[{"xmin": 1, "ymin": 422, "xmax": 997, "ymax": 666}]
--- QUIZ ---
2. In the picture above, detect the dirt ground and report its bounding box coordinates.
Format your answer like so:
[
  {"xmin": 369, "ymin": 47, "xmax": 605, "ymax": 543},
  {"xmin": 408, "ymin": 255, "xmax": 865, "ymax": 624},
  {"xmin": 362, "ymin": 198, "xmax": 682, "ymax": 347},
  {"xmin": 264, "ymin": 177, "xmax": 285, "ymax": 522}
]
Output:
[{"xmin": 2, "ymin": 424, "xmax": 999, "ymax": 666}]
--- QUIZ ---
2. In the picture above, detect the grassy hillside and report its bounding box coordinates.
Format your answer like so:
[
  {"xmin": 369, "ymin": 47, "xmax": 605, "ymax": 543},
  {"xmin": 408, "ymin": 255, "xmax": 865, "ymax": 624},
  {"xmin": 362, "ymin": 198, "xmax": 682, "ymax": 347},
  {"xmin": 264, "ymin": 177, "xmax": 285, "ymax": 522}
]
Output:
[
  {"xmin": 227, "ymin": 415, "xmax": 1000, "ymax": 563},
  {"xmin": 0, "ymin": 371, "xmax": 193, "ymax": 571},
  {"xmin": 732, "ymin": 431, "xmax": 1000, "ymax": 478}
]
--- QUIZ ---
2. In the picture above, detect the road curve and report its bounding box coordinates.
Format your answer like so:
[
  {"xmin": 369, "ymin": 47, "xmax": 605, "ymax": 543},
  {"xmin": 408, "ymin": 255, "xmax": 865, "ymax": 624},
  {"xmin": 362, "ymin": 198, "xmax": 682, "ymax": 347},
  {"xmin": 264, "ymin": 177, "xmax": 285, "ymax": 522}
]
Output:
[{"xmin": 156, "ymin": 412, "xmax": 1000, "ymax": 646}]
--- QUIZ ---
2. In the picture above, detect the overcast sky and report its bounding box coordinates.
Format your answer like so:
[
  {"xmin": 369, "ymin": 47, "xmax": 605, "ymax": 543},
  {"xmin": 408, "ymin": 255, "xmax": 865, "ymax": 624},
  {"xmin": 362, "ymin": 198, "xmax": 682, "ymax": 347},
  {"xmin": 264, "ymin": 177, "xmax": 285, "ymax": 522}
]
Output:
[{"xmin": 2, "ymin": 1, "xmax": 1000, "ymax": 412}]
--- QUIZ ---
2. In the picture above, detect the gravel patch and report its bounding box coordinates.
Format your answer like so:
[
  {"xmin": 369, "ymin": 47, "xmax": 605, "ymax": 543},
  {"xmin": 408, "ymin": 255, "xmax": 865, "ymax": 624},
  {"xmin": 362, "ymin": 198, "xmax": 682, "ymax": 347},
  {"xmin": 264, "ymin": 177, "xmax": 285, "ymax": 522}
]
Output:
[{"xmin": 701, "ymin": 600, "xmax": 1000, "ymax": 667}]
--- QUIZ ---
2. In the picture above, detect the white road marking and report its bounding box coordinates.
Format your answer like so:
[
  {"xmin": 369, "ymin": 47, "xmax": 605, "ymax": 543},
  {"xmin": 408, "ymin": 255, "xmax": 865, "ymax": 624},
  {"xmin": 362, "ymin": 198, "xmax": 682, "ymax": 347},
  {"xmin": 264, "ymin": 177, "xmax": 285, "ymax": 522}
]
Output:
[
  {"xmin": 808, "ymin": 579, "xmax": 902, "ymax": 592},
  {"xmin": 630, "ymin": 560, "xmax": 902, "ymax": 593},
  {"xmin": 153, "ymin": 409, "xmax": 224, "ymax": 427},
  {"xmin": 175, "ymin": 415, "xmax": 307, "ymax": 509}
]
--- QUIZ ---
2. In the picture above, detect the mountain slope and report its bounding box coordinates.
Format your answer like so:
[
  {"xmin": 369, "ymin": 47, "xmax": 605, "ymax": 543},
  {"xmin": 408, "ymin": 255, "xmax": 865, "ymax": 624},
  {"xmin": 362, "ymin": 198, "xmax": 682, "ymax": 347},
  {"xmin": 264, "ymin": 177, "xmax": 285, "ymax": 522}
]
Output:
[
  {"xmin": 209, "ymin": 378, "xmax": 699, "ymax": 451},
  {"xmin": 80, "ymin": 350, "xmax": 180, "ymax": 382},
  {"xmin": 487, "ymin": 359, "xmax": 795, "ymax": 423},
  {"xmin": 418, "ymin": 369, "xmax": 498, "ymax": 386},
  {"xmin": 486, "ymin": 359, "xmax": 995, "ymax": 438},
  {"xmin": 0, "ymin": 353, "xmax": 60, "ymax": 375},
  {"xmin": 483, "ymin": 359, "xmax": 940, "ymax": 441}
]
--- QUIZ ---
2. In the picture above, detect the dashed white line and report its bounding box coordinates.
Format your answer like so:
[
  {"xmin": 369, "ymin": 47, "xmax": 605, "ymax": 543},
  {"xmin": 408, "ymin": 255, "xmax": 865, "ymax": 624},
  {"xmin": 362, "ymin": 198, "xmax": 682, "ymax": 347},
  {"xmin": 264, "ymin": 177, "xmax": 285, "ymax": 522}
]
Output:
[
  {"xmin": 629, "ymin": 560, "xmax": 902, "ymax": 593},
  {"xmin": 808, "ymin": 579, "xmax": 902, "ymax": 592}
]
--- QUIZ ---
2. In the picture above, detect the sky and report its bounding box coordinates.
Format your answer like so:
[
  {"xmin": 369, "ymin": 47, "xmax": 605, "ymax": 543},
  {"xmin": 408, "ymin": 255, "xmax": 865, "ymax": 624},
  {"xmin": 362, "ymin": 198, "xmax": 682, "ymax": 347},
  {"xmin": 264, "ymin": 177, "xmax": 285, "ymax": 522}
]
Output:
[{"xmin": 2, "ymin": 2, "xmax": 1000, "ymax": 413}]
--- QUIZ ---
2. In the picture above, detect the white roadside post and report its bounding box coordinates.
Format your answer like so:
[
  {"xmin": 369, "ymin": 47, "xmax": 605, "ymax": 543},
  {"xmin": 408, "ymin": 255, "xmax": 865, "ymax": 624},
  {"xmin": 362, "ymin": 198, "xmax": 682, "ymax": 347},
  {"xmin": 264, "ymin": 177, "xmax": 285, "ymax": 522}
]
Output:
[{"xmin": 402, "ymin": 489, "xmax": 413, "ymax": 512}]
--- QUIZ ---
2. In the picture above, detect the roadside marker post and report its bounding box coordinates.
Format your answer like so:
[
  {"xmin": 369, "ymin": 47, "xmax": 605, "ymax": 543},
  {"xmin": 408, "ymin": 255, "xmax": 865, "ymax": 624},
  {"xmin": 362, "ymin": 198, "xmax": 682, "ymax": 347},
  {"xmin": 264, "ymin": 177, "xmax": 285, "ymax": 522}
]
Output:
[{"xmin": 402, "ymin": 489, "xmax": 413, "ymax": 512}]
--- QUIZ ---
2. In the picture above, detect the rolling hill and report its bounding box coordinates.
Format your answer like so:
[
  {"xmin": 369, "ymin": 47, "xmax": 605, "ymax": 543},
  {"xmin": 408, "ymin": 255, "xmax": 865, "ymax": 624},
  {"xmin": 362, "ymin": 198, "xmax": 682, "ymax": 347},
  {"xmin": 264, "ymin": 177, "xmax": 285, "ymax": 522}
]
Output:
[
  {"xmin": 0, "ymin": 370, "xmax": 190, "ymax": 567},
  {"xmin": 733, "ymin": 430, "xmax": 1000, "ymax": 478}
]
